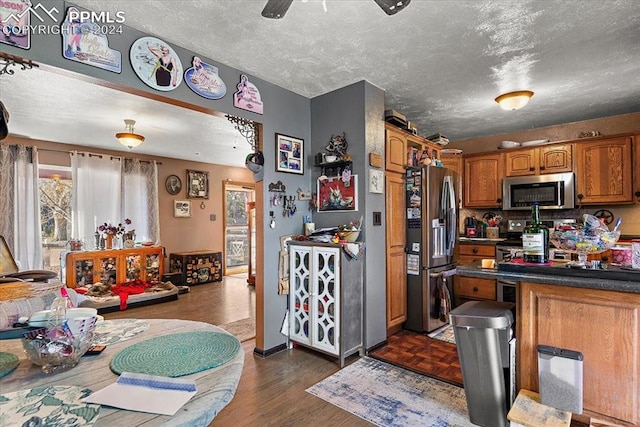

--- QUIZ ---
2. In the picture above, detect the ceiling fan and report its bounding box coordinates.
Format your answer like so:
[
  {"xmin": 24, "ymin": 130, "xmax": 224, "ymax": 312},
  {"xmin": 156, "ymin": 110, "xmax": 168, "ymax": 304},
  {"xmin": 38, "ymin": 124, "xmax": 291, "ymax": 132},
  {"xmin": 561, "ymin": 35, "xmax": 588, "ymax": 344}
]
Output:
[{"xmin": 261, "ymin": 0, "xmax": 411, "ymax": 19}]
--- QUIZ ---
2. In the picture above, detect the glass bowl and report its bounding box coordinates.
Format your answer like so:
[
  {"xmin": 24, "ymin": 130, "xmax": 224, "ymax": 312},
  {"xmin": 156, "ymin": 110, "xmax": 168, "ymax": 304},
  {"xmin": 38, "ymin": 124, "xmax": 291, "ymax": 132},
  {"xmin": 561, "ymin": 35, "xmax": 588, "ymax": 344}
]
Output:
[
  {"xmin": 22, "ymin": 324, "xmax": 96, "ymax": 374},
  {"xmin": 550, "ymin": 229, "xmax": 620, "ymax": 264}
]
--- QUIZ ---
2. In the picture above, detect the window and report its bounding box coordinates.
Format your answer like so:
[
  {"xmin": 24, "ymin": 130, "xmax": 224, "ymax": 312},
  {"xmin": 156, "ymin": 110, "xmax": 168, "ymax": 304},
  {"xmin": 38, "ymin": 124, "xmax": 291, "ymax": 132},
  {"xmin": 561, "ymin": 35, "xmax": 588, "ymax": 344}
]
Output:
[{"xmin": 39, "ymin": 165, "xmax": 72, "ymax": 275}]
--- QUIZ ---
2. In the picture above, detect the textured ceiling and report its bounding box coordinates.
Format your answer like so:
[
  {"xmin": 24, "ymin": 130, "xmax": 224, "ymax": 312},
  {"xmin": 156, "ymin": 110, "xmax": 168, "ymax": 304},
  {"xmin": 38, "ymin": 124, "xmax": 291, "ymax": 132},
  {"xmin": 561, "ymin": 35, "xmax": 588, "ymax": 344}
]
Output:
[{"xmin": 2, "ymin": 0, "xmax": 640, "ymax": 165}]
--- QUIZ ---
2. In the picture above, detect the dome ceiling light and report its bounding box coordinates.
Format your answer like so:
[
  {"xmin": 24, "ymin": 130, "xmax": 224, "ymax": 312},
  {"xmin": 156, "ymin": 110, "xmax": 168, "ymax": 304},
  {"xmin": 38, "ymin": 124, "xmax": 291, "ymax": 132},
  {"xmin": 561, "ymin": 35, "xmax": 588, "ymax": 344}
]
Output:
[
  {"xmin": 495, "ymin": 90, "xmax": 534, "ymax": 111},
  {"xmin": 115, "ymin": 119, "xmax": 145, "ymax": 149}
]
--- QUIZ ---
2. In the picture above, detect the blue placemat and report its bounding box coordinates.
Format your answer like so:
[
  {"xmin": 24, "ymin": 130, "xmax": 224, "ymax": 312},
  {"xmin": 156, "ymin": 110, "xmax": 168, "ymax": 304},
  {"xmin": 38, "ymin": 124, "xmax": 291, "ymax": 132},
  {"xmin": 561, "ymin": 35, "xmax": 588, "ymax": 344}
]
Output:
[
  {"xmin": 0, "ymin": 351, "xmax": 19, "ymax": 378},
  {"xmin": 110, "ymin": 331, "xmax": 240, "ymax": 377}
]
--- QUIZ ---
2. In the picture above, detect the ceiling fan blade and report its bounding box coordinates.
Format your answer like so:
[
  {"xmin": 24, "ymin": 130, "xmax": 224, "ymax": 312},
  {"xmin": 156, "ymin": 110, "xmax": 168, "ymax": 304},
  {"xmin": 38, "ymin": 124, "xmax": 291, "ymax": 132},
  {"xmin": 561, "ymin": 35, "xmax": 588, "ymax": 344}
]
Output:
[
  {"xmin": 374, "ymin": 0, "xmax": 411, "ymax": 15},
  {"xmin": 262, "ymin": 0, "xmax": 293, "ymax": 19}
]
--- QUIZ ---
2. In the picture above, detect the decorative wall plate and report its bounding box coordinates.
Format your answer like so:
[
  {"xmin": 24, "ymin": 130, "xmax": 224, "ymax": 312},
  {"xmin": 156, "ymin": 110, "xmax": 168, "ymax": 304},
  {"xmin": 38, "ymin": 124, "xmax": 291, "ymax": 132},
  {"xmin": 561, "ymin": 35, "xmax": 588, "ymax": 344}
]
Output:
[
  {"xmin": 130, "ymin": 36, "xmax": 183, "ymax": 91},
  {"xmin": 184, "ymin": 56, "xmax": 227, "ymax": 99}
]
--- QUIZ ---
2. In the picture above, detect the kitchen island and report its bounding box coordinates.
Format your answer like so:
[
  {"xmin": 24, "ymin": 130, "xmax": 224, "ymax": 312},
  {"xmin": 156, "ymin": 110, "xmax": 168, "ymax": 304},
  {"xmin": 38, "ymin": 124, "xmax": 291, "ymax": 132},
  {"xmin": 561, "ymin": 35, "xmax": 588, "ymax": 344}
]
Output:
[{"xmin": 457, "ymin": 262, "xmax": 640, "ymax": 427}]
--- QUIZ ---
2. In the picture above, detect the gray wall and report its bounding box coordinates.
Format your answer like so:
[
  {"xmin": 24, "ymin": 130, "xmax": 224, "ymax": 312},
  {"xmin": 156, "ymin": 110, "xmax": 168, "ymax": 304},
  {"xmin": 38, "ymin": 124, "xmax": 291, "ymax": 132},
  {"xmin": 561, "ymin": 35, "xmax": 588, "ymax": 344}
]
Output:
[
  {"xmin": 310, "ymin": 81, "xmax": 387, "ymax": 350},
  {"xmin": 2, "ymin": 1, "xmax": 311, "ymax": 352},
  {"xmin": 4, "ymin": 1, "xmax": 389, "ymax": 352}
]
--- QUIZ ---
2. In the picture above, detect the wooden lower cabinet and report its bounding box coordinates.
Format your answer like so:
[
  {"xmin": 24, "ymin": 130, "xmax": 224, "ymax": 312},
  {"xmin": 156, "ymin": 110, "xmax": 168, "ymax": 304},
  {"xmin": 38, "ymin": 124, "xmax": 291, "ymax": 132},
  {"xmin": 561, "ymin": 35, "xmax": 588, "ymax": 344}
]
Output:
[
  {"xmin": 65, "ymin": 247, "xmax": 163, "ymax": 288},
  {"xmin": 518, "ymin": 282, "xmax": 640, "ymax": 426},
  {"xmin": 454, "ymin": 243, "xmax": 496, "ymax": 306}
]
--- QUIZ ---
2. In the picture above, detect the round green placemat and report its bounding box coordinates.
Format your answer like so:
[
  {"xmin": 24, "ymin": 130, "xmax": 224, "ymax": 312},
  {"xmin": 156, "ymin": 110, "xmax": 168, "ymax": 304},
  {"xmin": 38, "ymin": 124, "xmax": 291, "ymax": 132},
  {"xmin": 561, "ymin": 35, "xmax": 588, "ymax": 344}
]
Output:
[
  {"xmin": 110, "ymin": 331, "xmax": 240, "ymax": 377},
  {"xmin": 0, "ymin": 352, "xmax": 20, "ymax": 378}
]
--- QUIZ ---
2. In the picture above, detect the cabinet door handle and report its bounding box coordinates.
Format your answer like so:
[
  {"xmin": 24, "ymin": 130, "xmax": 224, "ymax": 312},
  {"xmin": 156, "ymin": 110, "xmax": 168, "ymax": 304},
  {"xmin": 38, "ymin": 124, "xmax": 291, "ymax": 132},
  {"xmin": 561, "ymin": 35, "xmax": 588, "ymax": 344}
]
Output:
[
  {"xmin": 529, "ymin": 167, "xmax": 535, "ymax": 171},
  {"xmin": 577, "ymin": 193, "xmax": 584, "ymax": 200},
  {"xmin": 540, "ymin": 165, "xmax": 545, "ymax": 170},
  {"xmin": 472, "ymin": 248, "xmax": 478, "ymax": 254},
  {"xmin": 473, "ymin": 286, "xmax": 479, "ymax": 292},
  {"xmin": 496, "ymin": 198, "xmax": 502, "ymax": 203},
  {"xmin": 635, "ymin": 190, "xmax": 640, "ymax": 197}
]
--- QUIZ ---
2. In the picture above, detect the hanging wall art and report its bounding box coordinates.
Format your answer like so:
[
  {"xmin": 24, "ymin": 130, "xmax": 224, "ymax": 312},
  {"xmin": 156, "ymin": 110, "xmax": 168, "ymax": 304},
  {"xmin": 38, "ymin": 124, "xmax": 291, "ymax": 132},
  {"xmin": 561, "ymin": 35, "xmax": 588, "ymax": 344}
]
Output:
[
  {"xmin": 234, "ymin": 74, "xmax": 263, "ymax": 114},
  {"xmin": 61, "ymin": 6, "xmax": 122, "ymax": 73},
  {"xmin": 317, "ymin": 175, "xmax": 358, "ymax": 212},
  {"xmin": 1, "ymin": 0, "xmax": 31, "ymax": 49},
  {"xmin": 130, "ymin": 36, "xmax": 183, "ymax": 91},
  {"xmin": 186, "ymin": 169, "xmax": 209, "ymax": 199},
  {"xmin": 276, "ymin": 133, "xmax": 303, "ymax": 175},
  {"xmin": 184, "ymin": 56, "xmax": 227, "ymax": 99}
]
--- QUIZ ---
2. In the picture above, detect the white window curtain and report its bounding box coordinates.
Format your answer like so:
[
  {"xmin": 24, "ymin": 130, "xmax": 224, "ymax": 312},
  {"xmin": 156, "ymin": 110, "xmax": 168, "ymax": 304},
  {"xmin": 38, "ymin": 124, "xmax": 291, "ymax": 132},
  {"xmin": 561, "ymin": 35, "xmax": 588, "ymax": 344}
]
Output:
[
  {"xmin": 122, "ymin": 158, "xmax": 160, "ymax": 244},
  {"xmin": 71, "ymin": 152, "xmax": 122, "ymax": 247},
  {"xmin": 0, "ymin": 144, "xmax": 43, "ymax": 269}
]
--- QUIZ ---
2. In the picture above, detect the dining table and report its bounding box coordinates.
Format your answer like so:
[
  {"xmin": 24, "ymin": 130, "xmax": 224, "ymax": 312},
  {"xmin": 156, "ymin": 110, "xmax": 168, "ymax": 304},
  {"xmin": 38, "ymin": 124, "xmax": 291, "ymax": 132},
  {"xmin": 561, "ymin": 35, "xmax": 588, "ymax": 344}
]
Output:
[{"xmin": 0, "ymin": 319, "xmax": 245, "ymax": 426}]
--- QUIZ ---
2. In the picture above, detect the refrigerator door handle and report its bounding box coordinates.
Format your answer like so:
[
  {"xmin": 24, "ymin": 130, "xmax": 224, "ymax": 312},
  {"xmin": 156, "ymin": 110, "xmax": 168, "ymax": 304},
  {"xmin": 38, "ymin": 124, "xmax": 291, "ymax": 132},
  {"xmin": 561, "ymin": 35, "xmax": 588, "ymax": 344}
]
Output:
[{"xmin": 442, "ymin": 175, "xmax": 457, "ymax": 256}]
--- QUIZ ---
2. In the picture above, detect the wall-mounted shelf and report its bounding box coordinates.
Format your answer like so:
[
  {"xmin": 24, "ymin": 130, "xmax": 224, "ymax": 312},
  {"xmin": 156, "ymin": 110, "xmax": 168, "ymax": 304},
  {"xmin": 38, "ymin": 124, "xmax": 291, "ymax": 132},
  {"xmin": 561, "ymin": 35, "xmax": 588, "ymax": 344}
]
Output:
[{"xmin": 315, "ymin": 160, "xmax": 352, "ymax": 177}]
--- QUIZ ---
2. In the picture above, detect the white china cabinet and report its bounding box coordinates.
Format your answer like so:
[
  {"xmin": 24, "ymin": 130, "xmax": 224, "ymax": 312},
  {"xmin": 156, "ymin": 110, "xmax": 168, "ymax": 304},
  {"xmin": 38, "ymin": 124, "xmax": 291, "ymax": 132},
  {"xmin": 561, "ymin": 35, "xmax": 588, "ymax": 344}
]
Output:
[{"xmin": 288, "ymin": 241, "xmax": 363, "ymax": 367}]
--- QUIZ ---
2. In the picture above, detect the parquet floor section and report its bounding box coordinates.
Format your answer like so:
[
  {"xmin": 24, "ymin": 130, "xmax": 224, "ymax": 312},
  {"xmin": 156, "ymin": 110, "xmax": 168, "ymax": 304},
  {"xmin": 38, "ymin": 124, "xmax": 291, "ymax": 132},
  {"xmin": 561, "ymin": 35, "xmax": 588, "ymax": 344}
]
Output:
[{"xmin": 369, "ymin": 329, "xmax": 464, "ymax": 387}]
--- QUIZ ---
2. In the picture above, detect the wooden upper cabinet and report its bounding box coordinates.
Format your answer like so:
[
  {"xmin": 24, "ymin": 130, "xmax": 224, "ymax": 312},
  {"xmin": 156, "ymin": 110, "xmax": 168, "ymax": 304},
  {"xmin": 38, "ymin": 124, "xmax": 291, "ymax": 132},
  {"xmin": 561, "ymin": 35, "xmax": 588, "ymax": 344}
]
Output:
[
  {"xmin": 505, "ymin": 144, "xmax": 573, "ymax": 177},
  {"xmin": 463, "ymin": 152, "xmax": 504, "ymax": 208},
  {"xmin": 575, "ymin": 136, "xmax": 633, "ymax": 204},
  {"xmin": 385, "ymin": 123, "xmax": 441, "ymax": 173},
  {"xmin": 440, "ymin": 154, "xmax": 463, "ymax": 176},
  {"xmin": 385, "ymin": 125, "xmax": 407, "ymax": 173}
]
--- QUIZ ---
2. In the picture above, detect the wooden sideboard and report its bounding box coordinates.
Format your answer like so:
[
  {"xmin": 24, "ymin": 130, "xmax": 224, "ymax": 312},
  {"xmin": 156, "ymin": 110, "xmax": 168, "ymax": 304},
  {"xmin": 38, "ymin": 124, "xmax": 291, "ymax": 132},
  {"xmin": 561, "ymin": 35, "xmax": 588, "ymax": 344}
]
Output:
[
  {"xmin": 169, "ymin": 251, "xmax": 222, "ymax": 285},
  {"xmin": 64, "ymin": 247, "xmax": 163, "ymax": 288}
]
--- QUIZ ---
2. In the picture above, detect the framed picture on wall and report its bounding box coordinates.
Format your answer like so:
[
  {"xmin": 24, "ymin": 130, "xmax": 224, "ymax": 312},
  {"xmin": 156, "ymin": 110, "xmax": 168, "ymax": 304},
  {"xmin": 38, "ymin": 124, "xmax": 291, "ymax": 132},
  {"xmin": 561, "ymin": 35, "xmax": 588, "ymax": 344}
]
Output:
[
  {"xmin": 316, "ymin": 175, "xmax": 358, "ymax": 211},
  {"xmin": 187, "ymin": 170, "xmax": 209, "ymax": 199},
  {"xmin": 174, "ymin": 200, "xmax": 191, "ymax": 217},
  {"xmin": 165, "ymin": 174, "xmax": 182, "ymax": 195},
  {"xmin": 276, "ymin": 133, "xmax": 304, "ymax": 175}
]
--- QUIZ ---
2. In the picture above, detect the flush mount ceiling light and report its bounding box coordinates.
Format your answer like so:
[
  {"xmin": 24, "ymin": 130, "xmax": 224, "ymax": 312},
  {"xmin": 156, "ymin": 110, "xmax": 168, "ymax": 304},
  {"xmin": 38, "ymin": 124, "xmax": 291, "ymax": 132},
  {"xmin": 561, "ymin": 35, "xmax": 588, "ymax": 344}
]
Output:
[
  {"xmin": 261, "ymin": 0, "xmax": 411, "ymax": 18},
  {"xmin": 495, "ymin": 90, "xmax": 534, "ymax": 111},
  {"xmin": 115, "ymin": 119, "xmax": 145, "ymax": 149}
]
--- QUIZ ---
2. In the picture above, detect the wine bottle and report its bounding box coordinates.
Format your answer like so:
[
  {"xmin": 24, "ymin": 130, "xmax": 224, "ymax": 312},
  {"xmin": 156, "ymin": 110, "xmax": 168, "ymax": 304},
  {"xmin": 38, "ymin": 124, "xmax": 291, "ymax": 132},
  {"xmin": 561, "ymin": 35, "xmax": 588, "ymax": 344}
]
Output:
[{"xmin": 522, "ymin": 203, "xmax": 549, "ymax": 263}]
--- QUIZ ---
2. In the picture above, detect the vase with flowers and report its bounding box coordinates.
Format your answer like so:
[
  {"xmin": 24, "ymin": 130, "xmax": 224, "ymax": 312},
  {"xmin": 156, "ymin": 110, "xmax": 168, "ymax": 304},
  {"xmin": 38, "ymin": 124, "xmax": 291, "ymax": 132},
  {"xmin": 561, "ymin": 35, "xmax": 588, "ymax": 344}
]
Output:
[{"xmin": 97, "ymin": 219, "xmax": 131, "ymax": 249}]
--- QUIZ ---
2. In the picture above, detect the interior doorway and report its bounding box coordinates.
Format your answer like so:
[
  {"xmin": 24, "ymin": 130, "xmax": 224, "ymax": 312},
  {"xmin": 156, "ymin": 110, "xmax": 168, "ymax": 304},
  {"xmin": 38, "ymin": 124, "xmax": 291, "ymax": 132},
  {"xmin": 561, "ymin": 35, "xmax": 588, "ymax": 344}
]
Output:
[{"xmin": 223, "ymin": 181, "xmax": 255, "ymax": 277}]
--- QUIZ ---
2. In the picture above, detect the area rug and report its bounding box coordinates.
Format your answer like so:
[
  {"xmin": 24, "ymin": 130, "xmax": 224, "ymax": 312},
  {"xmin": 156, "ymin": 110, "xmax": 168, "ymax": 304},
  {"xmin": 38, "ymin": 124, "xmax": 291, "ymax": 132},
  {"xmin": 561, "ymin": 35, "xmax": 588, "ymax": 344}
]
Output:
[
  {"xmin": 428, "ymin": 324, "xmax": 456, "ymax": 345},
  {"xmin": 110, "ymin": 331, "xmax": 241, "ymax": 377},
  {"xmin": 306, "ymin": 357, "xmax": 473, "ymax": 427},
  {"xmin": 218, "ymin": 317, "xmax": 255, "ymax": 342}
]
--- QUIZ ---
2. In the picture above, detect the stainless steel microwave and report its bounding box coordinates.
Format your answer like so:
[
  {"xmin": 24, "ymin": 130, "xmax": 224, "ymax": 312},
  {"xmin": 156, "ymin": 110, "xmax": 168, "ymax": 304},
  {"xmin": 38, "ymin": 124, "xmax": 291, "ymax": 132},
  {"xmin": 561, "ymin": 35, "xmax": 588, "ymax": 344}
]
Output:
[{"xmin": 502, "ymin": 172, "xmax": 575, "ymax": 210}]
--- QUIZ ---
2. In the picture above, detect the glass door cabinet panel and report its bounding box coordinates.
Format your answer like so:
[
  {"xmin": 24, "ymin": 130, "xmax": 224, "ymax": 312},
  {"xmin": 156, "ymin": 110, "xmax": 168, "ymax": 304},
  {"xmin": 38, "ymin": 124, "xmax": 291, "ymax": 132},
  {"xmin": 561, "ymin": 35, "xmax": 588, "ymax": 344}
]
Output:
[
  {"xmin": 65, "ymin": 247, "xmax": 163, "ymax": 288},
  {"xmin": 289, "ymin": 242, "xmax": 363, "ymax": 367}
]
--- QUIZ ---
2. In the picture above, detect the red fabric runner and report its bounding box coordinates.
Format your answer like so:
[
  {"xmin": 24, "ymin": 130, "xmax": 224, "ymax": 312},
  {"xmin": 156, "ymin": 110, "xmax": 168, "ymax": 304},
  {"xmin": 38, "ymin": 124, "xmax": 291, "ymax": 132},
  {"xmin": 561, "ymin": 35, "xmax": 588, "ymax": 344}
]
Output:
[{"xmin": 111, "ymin": 280, "xmax": 150, "ymax": 310}]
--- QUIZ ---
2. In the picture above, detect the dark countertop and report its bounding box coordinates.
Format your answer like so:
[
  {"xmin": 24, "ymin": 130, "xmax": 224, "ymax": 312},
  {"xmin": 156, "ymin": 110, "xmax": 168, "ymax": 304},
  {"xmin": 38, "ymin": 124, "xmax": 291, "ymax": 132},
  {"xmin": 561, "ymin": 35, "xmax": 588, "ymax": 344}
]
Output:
[{"xmin": 457, "ymin": 262, "xmax": 640, "ymax": 294}]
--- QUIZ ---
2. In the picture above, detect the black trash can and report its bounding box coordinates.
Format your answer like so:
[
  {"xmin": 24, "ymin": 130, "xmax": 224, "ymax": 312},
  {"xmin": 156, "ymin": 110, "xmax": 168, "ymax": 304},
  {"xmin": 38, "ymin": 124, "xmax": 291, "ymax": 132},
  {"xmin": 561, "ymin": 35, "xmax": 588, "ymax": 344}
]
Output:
[{"xmin": 449, "ymin": 300, "xmax": 515, "ymax": 427}]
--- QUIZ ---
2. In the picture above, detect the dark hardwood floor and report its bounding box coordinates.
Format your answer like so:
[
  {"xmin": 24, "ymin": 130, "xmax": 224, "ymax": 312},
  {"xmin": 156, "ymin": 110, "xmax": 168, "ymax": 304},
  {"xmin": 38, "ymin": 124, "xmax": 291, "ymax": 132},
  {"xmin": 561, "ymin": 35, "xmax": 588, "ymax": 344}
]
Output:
[{"xmin": 103, "ymin": 276, "xmax": 463, "ymax": 425}]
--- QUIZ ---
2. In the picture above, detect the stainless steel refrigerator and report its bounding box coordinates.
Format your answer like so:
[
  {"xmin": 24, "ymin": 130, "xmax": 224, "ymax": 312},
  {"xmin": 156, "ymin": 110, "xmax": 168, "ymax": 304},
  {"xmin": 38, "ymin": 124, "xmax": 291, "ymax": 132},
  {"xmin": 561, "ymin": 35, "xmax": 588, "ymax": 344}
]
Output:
[{"xmin": 405, "ymin": 165, "xmax": 459, "ymax": 333}]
